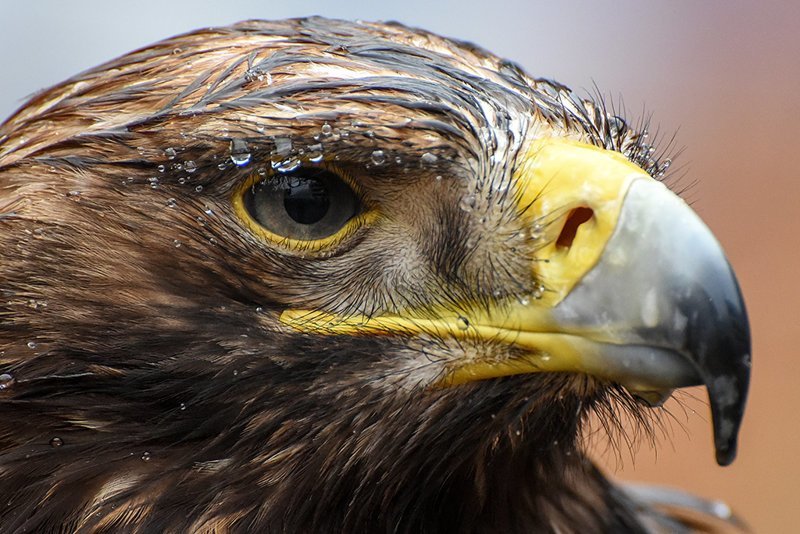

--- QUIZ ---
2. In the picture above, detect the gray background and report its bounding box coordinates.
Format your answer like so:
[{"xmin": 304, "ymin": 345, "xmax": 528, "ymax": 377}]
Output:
[{"xmin": 2, "ymin": 2, "xmax": 798, "ymax": 530}]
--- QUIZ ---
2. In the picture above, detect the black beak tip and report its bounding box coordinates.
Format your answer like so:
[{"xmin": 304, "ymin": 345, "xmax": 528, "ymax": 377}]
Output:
[
  {"xmin": 705, "ymin": 345, "xmax": 750, "ymax": 467},
  {"xmin": 715, "ymin": 440, "xmax": 737, "ymax": 467},
  {"xmin": 708, "ymin": 370, "xmax": 749, "ymax": 467},
  {"xmin": 690, "ymin": 277, "xmax": 751, "ymax": 467}
]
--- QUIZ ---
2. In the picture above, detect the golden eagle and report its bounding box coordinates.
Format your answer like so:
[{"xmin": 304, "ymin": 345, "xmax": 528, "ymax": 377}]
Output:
[{"xmin": 0, "ymin": 18, "xmax": 750, "ymax": 533}]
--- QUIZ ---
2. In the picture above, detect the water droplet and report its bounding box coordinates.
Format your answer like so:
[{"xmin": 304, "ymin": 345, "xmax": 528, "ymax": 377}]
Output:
[
  {"xmin": 255, "ymin": 306, "xmax": 263, "ymax": 313},
  {"xmin": 178, "ymin": 177, "xmax": 186, "ymax": 185},
  {"xmin": 173, "ymin": 240, "xmax": 182, "ymax": 248},
  {"xmin": 164, "ymin": 148, "xmax": 176, "ymax": 160},
  {"xmin": 50, "ymin": 437, "xmax": 63, "ymax": 448},
  {"xmin": 204, "ymin": 207, "xmax": 214, "ymax": 216},
  {"xmin": 456, "ymin": 316, "xmax": 470, "ymax": 330},
  {"xmin": 531, "ymin": 284, "xmax": 545, "ymax": 299},
  {"xmin": 28, "ymin": 299, "xmax": 47, "ymax": 310},
  {"xmin": 273, "ymin": 158, "xmax": 301, "ymax": 173},
  {"xmin": 196, "ymin": 216, "xmax": 206, "ymax": 226},
  {"xmin": 609, "ymin": 115, "xmax": 625, "ymax": 134},
  {"xmin": 459, "ymin": 194, "xmax": 476, "ymax": 212},
  {"xmin": 157, "ymin": 164, "xmax": 165, "ymax": 173},
  {"xmin": 321, "ymin": 123, "xmax": 333, "ymax": 137},
  {"xmin": 141, "ymin": 451, "xmax": 151, "ymax": 461},
  {"xmin": 179, "ymin": 403, "xmax": 187, "ymax": 411},
  {"xmin": 421, "ymin": 152, "xmax": 438, "ymax": 165},
  {"xmin": 217, "ymin": 162, "xmax": 228, "ymax": 170},
  {"xmin": 257, "ymin": 167, "xmax": 267, "ymax": 176},
  {"xmin": 230, "ymin": 139, "xmax": 251, "ymax": 166},
  {"xmin": 148, "ymin": 177, "xmax": 160, "ymax": 189},
  {"xmin": 529, "ymin": 223, "xmax": 544, "ymax": 240},
  {"xmin": 519, "ymin": 296, "xmax": 530, "ymax": 306},
  {"xmin": 184, "ymin": 160, "xmax": 197, "ymax": 173},
  {"xmin": 307, "ymin": 144, "xmax": 324, "ymax": 162},
  {"xmin": 165, "ymin": 198, "xmax": 177, "ymax": 208},
  {"xmin": 194, "ymin": 185, "xmax": 203, "ymax": 193},
  {"xmin": 435, "ymin": 175, "xmax": 443, "ymax": 181},
  {"xmin": 67, "ymin": 190, "xmax": 81, "ymax": 197},
  {"xmin": 371, "ymin": 150, "xmax": 386, "ymax": 166},
  {"xmin": 244, "ymin": 68, "xmax": 262, "ymax": 82},
  {"xmin": 0, "ymin": 373, "xmax": 15, "ymax": 390},
  {"xmin": 27, "ymin": 341, "xmax": 37, "ymax": 349}
]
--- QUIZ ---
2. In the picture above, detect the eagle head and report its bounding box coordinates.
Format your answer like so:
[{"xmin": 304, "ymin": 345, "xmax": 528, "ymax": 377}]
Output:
[{"xmin": 0, "ymin": 17, "xmax": 750, "ymax": 533}]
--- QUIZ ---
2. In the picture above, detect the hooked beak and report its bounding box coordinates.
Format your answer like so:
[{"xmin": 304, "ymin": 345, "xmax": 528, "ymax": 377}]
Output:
[{"xmin": 539, "ymin": 176, "xmax": 751, "ymax": 465}]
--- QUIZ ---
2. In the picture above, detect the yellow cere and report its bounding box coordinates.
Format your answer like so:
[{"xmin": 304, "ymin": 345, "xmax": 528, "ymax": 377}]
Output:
[{"xmin": 514, "ymin": 137, "xmax": 652, "ymax": 306}]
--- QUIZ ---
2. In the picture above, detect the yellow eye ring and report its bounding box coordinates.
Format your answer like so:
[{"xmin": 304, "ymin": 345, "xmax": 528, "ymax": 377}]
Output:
[{"xmin": 232, "ymin": 166, "xmax": 377, "ymax": 255}]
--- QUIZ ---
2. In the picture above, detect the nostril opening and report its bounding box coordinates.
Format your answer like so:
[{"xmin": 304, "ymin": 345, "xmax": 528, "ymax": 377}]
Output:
[{"xmin": 556, "ymin": 207, "xmax": 594, "ymax": 249}]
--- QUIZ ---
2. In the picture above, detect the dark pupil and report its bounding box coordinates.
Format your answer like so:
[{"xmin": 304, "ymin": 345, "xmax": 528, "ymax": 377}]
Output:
[{"xmin": 283, "ymin": 176, "xmax": 330, "ymax": 224}]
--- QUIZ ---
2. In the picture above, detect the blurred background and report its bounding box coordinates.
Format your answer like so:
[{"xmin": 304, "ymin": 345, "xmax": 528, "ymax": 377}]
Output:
[{"xmin": 1, "ymin": 1, "xmax": 796, "ymax": 531}]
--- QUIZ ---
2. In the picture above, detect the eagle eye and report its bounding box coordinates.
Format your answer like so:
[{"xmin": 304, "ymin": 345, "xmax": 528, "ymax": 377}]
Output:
[{"xmin": 238, "ymin": 167, "xmax": 362, "ymax": 244}]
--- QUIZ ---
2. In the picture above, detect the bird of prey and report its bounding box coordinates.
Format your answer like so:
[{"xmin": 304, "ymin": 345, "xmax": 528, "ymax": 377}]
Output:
[{"xmin": 0, "ymin": 17, "xmax": 750, "ymax": 533}]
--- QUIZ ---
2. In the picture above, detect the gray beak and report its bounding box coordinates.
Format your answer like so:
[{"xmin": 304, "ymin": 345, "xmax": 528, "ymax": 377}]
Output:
[{"xmin": 552, "ymin": 179, "xmax": 751, "ymax": 465}]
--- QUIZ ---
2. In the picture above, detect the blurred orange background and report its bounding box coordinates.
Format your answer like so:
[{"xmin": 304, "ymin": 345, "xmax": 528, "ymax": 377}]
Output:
[{"xmin": 1, "ymin": 2, "xmax": 797, "ymax": 531}]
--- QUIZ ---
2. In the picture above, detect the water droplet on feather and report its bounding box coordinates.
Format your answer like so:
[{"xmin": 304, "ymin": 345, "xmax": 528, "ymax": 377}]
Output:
[
  {"xmin": 229, "ymin": 139, "xmax": 251, "ymax": 166},
  {"xmin": 421, "ymin": 152, "xmax": 438, "ymax": 165},
  {"xmin": 371, "ymin": 150, "xmax": 386, "ymax": 166},
  {"xmin": 0, "ymin": 373, "xmax": 15, "ymax": 390},
  {"xmin": 459, "ymin": 195, "xmax": 476, "ymax": 212}
]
